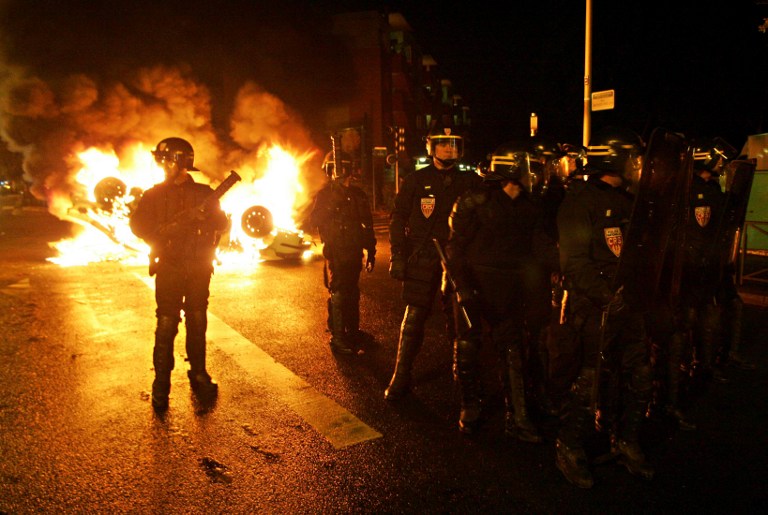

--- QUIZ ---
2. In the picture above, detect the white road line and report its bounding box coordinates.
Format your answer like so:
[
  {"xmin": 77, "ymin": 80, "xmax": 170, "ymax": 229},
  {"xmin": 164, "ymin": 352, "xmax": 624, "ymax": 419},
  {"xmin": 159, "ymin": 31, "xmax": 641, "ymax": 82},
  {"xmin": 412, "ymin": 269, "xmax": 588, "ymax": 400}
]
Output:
[{"xmin": 136, "ymin": 273, "xmax": 382, "ymax": 449}]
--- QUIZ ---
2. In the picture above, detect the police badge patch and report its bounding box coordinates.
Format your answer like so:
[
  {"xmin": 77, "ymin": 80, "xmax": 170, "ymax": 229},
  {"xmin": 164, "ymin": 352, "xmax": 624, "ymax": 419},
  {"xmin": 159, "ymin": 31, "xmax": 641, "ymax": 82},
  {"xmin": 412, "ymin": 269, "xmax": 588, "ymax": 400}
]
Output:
[
  {"xmin": 421, "ymin": 197, "xmax": 435, "ymax": 218},
  {"xmin": 695, "ymin": 206, "xmax": 711, "ymax": 227},
  {"xmin": 604, "ymin": 227, "xmax": 623, "ymax": 257}
]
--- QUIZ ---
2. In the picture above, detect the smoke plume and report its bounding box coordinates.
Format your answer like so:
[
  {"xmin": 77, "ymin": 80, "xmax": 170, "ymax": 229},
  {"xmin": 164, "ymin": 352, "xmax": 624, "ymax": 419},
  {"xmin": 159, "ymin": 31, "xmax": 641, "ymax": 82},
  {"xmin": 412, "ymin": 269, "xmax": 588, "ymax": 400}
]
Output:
[{"xmin": 0, "ymin": 0, "xmax": 352, "ymax": 208}]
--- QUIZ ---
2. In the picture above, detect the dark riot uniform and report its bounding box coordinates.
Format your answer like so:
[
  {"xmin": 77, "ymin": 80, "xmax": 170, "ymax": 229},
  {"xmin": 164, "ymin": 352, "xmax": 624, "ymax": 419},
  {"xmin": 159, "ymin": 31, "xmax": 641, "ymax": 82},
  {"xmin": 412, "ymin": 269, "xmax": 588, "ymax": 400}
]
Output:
[
  {"xmin": 447, "ymin": 182, "xmax": 558, "ymax": 440},
  {"xmin": 384, "ymin": 161, "xmax": 482, "ymax": 399},
  {"xmin": 130, "ymin": 173, "xmax": 229, "ymax": 403},
  {"xmin": 681, "ymin": 174, "xmax": 727, "ymax": 380},
  {"xmin": 556, "ymin": 175, "xmax": 655, "ymax": 484},
  {"xmin": 310, "ymin": 180, "xmax": 376, "ymax": 353}
]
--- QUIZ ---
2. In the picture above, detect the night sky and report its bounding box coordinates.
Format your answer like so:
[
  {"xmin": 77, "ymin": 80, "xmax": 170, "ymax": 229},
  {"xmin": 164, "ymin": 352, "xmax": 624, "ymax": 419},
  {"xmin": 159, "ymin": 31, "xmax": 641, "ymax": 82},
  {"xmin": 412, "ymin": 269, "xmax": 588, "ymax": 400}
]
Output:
[
  {"xmin": 394, "ymin": 0, "xmax": 768, "ymax": 158},
  {"xmin": 1, "ymin": 0, "xmax": 767, "ymax": 190}
]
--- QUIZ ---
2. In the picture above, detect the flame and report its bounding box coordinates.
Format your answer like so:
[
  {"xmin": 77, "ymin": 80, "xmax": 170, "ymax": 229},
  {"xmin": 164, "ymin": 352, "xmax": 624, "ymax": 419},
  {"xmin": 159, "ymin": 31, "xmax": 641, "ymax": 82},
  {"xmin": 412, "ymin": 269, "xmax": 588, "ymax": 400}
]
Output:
[
  {"xmin": 48, "ymin": 142, "xmax": 319, "ymax": 268},
  {"xmin": 218, "ymin": 144, "xmax": 319, "ymax": 267}
]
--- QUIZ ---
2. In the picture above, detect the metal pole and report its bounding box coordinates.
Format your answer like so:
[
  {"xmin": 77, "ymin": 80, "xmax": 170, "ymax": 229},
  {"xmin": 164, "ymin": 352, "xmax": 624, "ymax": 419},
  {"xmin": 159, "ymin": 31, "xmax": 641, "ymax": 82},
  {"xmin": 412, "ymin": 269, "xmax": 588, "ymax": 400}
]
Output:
[{"xmin": 583, "ymin": 0, "xmax": 592, "ymax": 147}]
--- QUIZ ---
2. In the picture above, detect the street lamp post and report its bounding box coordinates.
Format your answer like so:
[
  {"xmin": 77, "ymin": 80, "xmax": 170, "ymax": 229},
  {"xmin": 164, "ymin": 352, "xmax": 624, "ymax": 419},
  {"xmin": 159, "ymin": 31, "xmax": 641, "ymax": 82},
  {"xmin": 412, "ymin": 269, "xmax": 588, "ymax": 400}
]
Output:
[{"xmin": 583, "ymin": 0, "xmax": 592, "ymax": 147}]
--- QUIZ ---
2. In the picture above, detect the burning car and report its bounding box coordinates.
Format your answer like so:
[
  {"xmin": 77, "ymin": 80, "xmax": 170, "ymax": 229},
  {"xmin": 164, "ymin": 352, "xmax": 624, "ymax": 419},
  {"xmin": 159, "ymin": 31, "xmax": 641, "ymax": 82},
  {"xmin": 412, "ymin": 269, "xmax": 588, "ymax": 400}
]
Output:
[{"xmin": 49, "ymin": 143, "xmax": 319, "ymax": 267}]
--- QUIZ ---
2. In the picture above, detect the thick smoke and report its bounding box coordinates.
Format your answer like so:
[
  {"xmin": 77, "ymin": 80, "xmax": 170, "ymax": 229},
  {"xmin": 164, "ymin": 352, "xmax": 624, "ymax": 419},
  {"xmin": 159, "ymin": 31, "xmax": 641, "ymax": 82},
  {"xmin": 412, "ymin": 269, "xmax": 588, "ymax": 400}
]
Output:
[{"xmin": 0, "ymin": 0, "xmax": 353, "ymax": 211}]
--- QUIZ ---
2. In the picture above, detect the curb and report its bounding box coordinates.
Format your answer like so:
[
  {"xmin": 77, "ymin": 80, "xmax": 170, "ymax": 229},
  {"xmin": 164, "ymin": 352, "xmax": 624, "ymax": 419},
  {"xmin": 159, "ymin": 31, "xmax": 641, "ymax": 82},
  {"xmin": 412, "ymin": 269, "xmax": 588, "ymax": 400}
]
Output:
[{"xmin": 740, "ymin": 291, "xmax": 768, "ymax": 308}]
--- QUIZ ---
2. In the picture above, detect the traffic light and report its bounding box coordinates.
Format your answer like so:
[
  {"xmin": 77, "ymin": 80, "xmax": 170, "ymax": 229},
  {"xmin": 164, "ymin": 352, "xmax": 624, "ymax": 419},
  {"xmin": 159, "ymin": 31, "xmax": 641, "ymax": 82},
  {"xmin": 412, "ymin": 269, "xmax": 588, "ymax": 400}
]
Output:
[{"xmin": 396, "ymin": 127, "xmax": 405, "ymax": 154}]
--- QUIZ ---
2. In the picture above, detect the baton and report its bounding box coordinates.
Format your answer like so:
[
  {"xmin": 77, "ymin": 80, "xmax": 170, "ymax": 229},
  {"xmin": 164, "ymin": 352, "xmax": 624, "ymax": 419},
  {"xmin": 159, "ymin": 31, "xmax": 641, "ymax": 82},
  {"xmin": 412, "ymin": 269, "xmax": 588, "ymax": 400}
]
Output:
[{"xmin": 432, "ymin": 238, "xmax": 473, "ymax": 329}]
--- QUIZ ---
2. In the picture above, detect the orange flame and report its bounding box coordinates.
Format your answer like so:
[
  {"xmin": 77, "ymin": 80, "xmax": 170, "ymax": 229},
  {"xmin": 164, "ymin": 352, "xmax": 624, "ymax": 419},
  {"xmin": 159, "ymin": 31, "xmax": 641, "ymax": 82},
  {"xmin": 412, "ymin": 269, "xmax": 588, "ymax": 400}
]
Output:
[{"xmin": 49, "ymin": 142, "xmax": 319, "ymax": 267}]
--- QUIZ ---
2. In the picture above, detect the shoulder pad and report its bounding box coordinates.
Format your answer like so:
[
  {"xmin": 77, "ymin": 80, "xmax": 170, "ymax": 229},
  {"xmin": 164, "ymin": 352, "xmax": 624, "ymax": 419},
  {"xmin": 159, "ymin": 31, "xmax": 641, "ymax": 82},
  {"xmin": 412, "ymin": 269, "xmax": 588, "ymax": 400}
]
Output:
[{"xmin": 459, "ymin": 188, "xmax": 489, "ymax": 210}]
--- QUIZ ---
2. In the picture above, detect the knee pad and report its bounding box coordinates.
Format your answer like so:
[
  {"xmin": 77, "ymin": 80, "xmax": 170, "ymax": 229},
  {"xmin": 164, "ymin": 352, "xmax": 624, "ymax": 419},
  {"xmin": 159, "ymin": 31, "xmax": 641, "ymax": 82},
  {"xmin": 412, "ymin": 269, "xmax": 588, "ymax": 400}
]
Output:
[
  {"xmin": 156, "ymin": 315, "xmax": 179, "ymax": 341},
  {"xmin": 402, "ymin": 305, "xmax": 429, "ymax": 339},
  {"xmin": 629, "ymin": 364, "xmax": 653, "ymax": 398},
  {"xmin": 571, "ymin": 367, "xmax": 596, "ymax": 404},
  {"xmin": 185, "ymin": 311, "xmax": 207, "ymax": 332},
  {"xmin": 454, "ymin": 337, "xmax": 480, "ymax": 380},
  {"xmin": 455, "ymin": 338, "xmax": 480, "ymax": 367}
]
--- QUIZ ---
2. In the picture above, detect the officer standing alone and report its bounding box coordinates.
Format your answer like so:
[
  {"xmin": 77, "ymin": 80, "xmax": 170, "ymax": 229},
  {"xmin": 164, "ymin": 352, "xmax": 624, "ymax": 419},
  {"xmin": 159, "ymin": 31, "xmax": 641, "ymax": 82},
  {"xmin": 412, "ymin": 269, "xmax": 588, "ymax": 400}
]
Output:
[
  {"xmin": 681, "ymin": 142, "xmax": 730, "ymax": 385},
  {"xmin": 309, "ymin": 147, "xmax": 376, "ymax": 355},
  {"xmin": 130, "ymin": 137, "xmax": 230, "ymax": 411}
]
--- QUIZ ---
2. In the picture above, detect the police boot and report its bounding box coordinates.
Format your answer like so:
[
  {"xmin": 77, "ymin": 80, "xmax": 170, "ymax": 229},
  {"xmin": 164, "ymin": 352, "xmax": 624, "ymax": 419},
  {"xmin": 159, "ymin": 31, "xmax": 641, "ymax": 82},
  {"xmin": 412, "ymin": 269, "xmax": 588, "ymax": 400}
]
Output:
[
  {"xmin": 329, "ymin": 291, "xmax": 353, "ymax": 355},
  {"xmin": 611, "ymin": 436, "xmax": 654, "ymax": 480},
  {"xmin": 555, "ymin": 439, "xmax": 593, "ymax": 489},
  {"xmin": 665, "ymin": 406, "xmax": 697, "ymax": 431},
  {"xmin": 701, "ymin": 305, "xmax": 729, "ymax": 384},
  {"xmin": 384, "ymin": 305, "xmax": 426, "ymax": 401},
  {"xmin": 726, "ymin": 297, "xmax": 756, "ymax": 370},
  {"xmin": 185, "ymin": 310, "xmax": 219, "ymax": 398},
  {"xmin": 532, "ymin": 337, "xmax": 558, "ymax": 418},
  {"xmin": 504, "ymin": 347, "xmax": 542, "ymax": 443},
  {"xmin": 152, "ymin": 315, "xmax": 178, "ymax": 411},
  {"xmin": 343, "ymin": 288, "xmax": 366, "ymax": 346},
  {"xmin": 614, "ymin": 371, "xmax": 654, "ymax": 480},
  {"xmin": 556, "ymin": 368, "xmax": 596, "ymax": 488},
  {"xmin": 454, "ymin": 337, "xmax": 482, "ymax": 434},
  {"xmin": 665, "ymin": 332, "xmax": 696, "ymax": 431}
]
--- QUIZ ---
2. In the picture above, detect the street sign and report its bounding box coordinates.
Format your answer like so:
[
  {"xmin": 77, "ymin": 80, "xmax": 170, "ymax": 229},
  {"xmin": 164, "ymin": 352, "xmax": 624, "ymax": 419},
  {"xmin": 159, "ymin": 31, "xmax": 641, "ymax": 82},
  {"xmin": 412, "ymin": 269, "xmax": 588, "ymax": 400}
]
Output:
[{"xmin": 592, "ymin": 89, "xmax": 615, "ymax": 111}]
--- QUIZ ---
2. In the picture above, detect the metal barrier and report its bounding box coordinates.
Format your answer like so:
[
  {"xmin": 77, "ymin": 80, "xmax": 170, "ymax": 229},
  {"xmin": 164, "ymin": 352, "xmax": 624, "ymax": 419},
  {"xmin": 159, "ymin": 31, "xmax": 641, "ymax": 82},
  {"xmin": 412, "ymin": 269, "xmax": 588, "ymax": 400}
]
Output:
[{"xmin": 740, "ymin": 220, "xmax": 768, "ymax": 285}]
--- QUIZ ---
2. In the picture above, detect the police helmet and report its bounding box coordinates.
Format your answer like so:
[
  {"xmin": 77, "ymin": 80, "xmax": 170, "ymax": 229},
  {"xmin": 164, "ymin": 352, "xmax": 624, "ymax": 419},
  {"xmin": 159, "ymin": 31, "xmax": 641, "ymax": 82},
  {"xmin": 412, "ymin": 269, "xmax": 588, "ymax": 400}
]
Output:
[
  {"xmin": 557, "ymin": 143, "xmax": 588, "ymax": 179},
  {"xmin": 152, "ymin": 137, "xmax": 198, "ymax": 171},
  {"xmin": 587, "ymin": 126, "xmax": 644, "ymax": 176},
  {"xmin": 426, "ymin": 123, "xmax": 464, "ymax": 167},
  {"xmin": 692, "ymin": 137, "xmax": 737, "ymax": 177},
  {"xmin": 529, "ymin": 136, "xmax": 559, "ymax": 164},
  {"xmin": 527, "ymin": 136, "xmax": 559, "ymax": 191},
  {"xmin": 484, "ymin": 141, "xmax": 532, "ymax": 191},
  {"xmin": 322, "ymin": 150, "xmax": 354, "ymax": 180}
]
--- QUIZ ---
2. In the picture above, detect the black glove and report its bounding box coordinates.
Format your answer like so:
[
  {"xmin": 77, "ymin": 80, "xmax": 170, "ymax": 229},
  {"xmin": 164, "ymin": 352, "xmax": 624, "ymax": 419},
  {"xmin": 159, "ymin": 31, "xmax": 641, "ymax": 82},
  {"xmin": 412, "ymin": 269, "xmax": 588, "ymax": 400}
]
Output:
[
  {"xmin": 365, "ymin": 251, "xmax": 376, "ymax": 273},
  {"xmin": 193, "ymin": 207, "xmax": 209, "ymax": 221},
  {"xmin": 389, "ymin": 254, "xmax": 406, "ymax": 281},
  {"xmin": 604, "ymin": 287, "xmax": 627, "ymax": 316},
  {"xmin": 456, "ymin": 286, "xmax": 478, "ymax": 307}
]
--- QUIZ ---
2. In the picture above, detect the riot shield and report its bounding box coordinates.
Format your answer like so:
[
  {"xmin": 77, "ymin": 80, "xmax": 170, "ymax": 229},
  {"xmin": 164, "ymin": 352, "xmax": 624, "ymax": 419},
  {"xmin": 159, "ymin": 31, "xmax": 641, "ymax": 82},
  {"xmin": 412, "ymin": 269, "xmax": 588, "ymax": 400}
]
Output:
[
  {"xmin": 616, "ymin": 128, "xmax": 691, "ymax": 306},
  {"xmin": 713, "ymin": 158, "xmax": 757, "ymax": 272}
]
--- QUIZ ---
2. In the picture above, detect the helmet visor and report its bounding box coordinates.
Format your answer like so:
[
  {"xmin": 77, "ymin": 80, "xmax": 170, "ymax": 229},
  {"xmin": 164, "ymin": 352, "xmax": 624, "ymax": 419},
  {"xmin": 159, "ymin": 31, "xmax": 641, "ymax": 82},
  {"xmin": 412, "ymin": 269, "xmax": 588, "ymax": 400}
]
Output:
[
  {"xmin": 429, "ymin": 135, "xmax": 463, "ymax": 159},
  {"xmin": 488, "ymin": 152, "xmax": 532, "ymax": 191}
]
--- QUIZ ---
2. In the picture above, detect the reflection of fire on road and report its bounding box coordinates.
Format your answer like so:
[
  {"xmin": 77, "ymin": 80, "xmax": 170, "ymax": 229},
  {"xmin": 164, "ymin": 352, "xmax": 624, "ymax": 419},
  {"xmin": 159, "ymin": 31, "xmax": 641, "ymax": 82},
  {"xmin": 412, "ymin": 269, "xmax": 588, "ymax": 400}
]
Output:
[{"xmin": 48, "ymin": 143, "xmax": 317, "ymax": 267}]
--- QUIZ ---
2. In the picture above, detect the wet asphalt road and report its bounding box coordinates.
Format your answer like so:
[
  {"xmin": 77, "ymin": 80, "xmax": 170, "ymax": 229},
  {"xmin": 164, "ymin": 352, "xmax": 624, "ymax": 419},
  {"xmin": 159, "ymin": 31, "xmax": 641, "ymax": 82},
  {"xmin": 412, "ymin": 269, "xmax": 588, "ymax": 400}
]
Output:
[{"xmin": 1, "ymin": 207, "xmax": 767, "ymax": 514}]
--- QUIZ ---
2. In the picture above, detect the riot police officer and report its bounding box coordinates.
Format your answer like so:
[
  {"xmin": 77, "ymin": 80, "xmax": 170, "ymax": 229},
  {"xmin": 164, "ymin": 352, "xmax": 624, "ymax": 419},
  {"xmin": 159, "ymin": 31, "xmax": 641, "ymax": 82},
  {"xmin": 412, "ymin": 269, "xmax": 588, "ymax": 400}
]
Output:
[
  {"xmin": 647, "ymin": 139, "xmax": 735, "ymax": 431},
  {"xmin": 518, "ymin": 136, "xmax": 562, "ymax": 417},
  {"xmin": 446, "ymin": 142, "xmax": 558, "ymax": 438},
  {"xmin": 309, "ymin": 149, "xmax": 376, "ymax": 355},
  {"xmin": 682, "ymin": 141, "xmax": 729, "ymax": 385},
  {"xmin": 716, "ymin": 154, "xmax": 757, "ymax": 372},
  {"xmin": 130, "ymin": 137, "xmax": 230, "ymax": 411},
  {"xmin": 385, "ymin": 123, "xmax": 483, "ymax": 401},
  {"xmin": 541, "ymin": 143, "xmax": 590, "ymax": 415},
  {"xmin": 555, "ymin": 127, "xmax": 655, "ymax": 488}
]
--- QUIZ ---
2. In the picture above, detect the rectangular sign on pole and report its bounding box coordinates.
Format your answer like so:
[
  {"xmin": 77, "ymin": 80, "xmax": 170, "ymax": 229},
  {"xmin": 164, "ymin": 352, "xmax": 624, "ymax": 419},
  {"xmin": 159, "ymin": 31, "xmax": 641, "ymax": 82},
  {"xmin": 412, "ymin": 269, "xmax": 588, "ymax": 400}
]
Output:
[{"xmin": 591, "ymin": 89, "xmax": 615, "ymax": 111}]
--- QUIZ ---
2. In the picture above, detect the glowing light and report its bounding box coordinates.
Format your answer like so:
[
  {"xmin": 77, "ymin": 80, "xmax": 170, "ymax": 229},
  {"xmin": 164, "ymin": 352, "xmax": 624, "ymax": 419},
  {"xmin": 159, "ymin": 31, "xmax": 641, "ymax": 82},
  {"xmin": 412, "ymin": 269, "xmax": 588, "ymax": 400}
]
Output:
[
  {"xmin": 219, "ymin": 144, "xmax": 318, "ymax": 265},
  {"xmin": 49, "ymin": 142, "xmax": 319, "ymax": 268}
]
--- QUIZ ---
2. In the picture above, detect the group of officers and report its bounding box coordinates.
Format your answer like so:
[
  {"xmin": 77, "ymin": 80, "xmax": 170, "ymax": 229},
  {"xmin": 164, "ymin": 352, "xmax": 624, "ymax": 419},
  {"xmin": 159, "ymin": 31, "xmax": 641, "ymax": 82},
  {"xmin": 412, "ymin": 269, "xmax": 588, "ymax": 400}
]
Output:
[
  {"xmin": 130, "ymin": 127, "xmax": 755, "ymax": 491},
  {"xmin": 309, "ymin": 122, "xmax": 756, "ymax": 489}
]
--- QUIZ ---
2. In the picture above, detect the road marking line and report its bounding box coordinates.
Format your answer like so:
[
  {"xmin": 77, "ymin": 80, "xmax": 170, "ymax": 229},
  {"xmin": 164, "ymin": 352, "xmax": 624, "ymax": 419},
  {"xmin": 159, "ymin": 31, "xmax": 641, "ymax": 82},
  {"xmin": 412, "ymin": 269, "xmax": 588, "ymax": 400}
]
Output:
[{"xmin": 136, "ymin": 274, "xmax": 382, "ymax": 449}]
